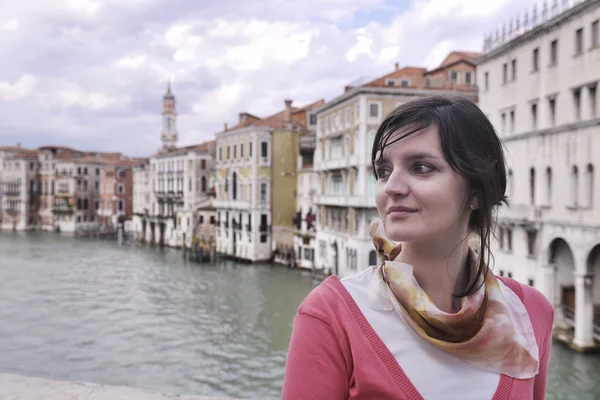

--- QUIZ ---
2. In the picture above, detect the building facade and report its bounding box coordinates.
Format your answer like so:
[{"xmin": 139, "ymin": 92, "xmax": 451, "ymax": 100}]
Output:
[
  {"xmin": 214, "ymin": 99, "xmax": 323, "ymax": 262},
  {"xmin": 98, "ymin": 159, "xmax": 134, "ymax": 229},
  {"xmin": 313, "ymin": 52, "xmax": 479, "ymax": 277},
  {"xmin": 1, "ymin": 148, "xmax": 40, "ymax": 231},
  {"xmin": 477, "ymin": 0, "xmax": 600, "ymax": 350},
  {"xmin": 132, "ymin": 84, "xmax": 216, "ymax": 248}
]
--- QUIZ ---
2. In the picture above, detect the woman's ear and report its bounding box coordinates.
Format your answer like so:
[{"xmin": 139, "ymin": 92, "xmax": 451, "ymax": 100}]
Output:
[{"xmin": 470, "ymin": 191, "xmax": 479, "ymax": 210}]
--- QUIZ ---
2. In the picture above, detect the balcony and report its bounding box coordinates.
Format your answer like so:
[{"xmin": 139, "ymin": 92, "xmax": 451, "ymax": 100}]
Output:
[
  {"xmin": 3, "ymin": 191, "xmax": 21, "ymax": 197},
  {"xmin": 498, "ymin": 204, "xmax": 542, "ymax": 226},
  {"xmin": 259, "ymin": 224, "xmax": 271, "ymax": 233},
  {"xmin": 52, "ymin": 206, "xmax": 74, "ymax": 215},
  {"xmin": 300, "ymin": 134, "xmax": 316, "ymax": 153}
]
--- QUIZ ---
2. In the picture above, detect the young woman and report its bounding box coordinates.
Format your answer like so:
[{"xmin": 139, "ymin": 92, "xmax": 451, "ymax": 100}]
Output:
[{"xmin": 281, "ymin": 96, "xmax": 554, "ymax": 400}]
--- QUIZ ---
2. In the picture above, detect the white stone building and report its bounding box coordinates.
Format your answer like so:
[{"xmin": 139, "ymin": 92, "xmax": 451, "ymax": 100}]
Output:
[
  {"xmin": 133, "ymin": 85, "xmax": 216, "ymax": 248},
  {"xmin": 477, "ymin": 0, "xmax": 600, "ymax": 350},
  {"xmin": 1, "ymin": 148, "xmax": 40, "ymax": 231},
  {"xmin": 313, "ymin": 54, "xmax": 480, "ymax": 277}
]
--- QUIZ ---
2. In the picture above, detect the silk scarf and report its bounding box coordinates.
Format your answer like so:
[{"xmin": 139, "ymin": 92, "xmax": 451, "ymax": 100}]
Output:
[{"xmin": 369, "ymin": 218, "xmax": 539, "ymax": 379}]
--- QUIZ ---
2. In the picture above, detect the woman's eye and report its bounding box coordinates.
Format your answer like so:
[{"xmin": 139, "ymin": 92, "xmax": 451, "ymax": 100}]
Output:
[
  {"xmin": 413, "ymin": 163, "xmax": 434, "ymax": 174},
  {"xmin": 376, "ymin": 168, "xmax": 391, "ymax": 179}
]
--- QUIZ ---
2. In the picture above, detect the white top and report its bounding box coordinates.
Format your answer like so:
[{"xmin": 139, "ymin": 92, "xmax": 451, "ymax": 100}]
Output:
[{"xmin": 341, "ymin": 266, "xmax": 501, "ymax": 400}]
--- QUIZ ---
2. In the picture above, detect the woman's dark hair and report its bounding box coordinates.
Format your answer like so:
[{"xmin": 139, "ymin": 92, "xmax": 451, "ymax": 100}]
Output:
[{"xmin": 371, "ymin": 95, "xmax": 508, "ymax": 297}]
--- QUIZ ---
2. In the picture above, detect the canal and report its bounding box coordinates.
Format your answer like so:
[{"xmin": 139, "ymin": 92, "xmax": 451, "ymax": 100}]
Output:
[{"xmin": 0, "ymin": 232, "xmax": 599, "ymax": 400}]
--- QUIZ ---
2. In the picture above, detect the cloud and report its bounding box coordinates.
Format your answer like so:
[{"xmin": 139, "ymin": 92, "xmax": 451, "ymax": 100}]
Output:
[
  {"xmin": 0, "ymin": 74, "xmax": 38, "ymax": 100},
  {"xmin": 0, "ymin": 0, "xmax": 525, "ymax": 156}
]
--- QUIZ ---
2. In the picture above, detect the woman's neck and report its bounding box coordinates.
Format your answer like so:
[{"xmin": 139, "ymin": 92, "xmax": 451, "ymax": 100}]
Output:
[{"xmin": 396, "ymin": 238, "xmax": 472, "ymax": 313}]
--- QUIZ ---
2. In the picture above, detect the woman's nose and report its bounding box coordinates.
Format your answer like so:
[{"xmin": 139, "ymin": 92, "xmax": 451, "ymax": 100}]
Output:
[{"xmin": 383, "ymin": 170, "xmax": 409, "ymax": 198}]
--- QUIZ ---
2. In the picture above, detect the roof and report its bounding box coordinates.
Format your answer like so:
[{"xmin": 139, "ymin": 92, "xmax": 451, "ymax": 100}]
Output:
[
  {"xmin": 154, "ymin": 140, "xmax": 216, "ymax": 158},
  {"xmin": 363, "ymin": 66, "xmax": 427, "ymax": 88},
  {"xmin": 220, "ymin": 99, "xmax": 324, "ymax": 134}
]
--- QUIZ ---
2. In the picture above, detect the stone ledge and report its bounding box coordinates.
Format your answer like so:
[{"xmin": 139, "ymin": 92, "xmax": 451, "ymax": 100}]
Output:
[{"xmin": 0, "ymin": 373, "xmax": 241, "ymax": 400}]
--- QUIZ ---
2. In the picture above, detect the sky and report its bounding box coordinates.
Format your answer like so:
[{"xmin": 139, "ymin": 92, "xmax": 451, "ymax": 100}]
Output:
[{"xmin": 0, "ymin": 0, "xmax": 529, "ymax": 157}]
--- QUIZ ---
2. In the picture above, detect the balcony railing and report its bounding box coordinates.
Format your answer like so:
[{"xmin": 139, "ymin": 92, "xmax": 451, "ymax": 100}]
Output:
[{"xmin": 259, "ymin": 224, "xmax": 271, "ymax": 233}]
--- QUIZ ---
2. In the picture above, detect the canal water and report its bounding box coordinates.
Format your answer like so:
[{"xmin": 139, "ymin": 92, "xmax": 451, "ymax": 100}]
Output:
[{"xmin": 0, "ymin": 232, "xmax": 599, "ymax": 400}]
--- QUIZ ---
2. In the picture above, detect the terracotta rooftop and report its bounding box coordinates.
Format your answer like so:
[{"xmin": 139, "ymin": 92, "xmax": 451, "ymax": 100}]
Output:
[{"xmin": 155, "ymin": 140, "xmax": 216, "ymax": 157}]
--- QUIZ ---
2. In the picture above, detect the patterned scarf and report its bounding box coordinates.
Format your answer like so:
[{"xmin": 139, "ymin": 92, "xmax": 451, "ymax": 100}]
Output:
[{"xmin": 369, "ymin": 218, "xmax": 540, "ymax": 379}]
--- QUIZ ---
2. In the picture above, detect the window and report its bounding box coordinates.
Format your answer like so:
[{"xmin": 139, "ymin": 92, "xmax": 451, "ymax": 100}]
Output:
[
  {"xmin": 400, "ymin": 78, "xmax": 410, "ymax": 87},
  {"xmin": 330, "ymin": 137, "xmax": 343, "ymax": 159},
  {"xmin": 233, "ymin": 145, "xmax": 237, "ymax": 159},
  {"xmin": 548, "ymin": 98, "xmax": 556, "ymax": 127},
  {"xmin": 509, "ymin": 110, "xmax": 515, "ymax": 133},
  {"xmin": 501, "ymin": 112, "xmax": 506, "ymax": 134},
  {"xmin": 484, "ymin": 72, "xmax": 489, "ymax": 90},
  {"xmin": 331, "ymin": 173, "xmax": 343, "ymax": 195},
  {"xmin": 219, "ymin": 147, "xmax": 222, "ymax": 161},
  {"xmin": 531, "ymin": 103, "xmax": 538, "ymax": 129},
  {"xmin": 210, "ymin": 216, "xmax": 215, "ymax": 224},
  {"xmin": 118, "ymin": 200, "xmax": 123, "ymax": 212},
  {"xmin": 528, "ymin": 279, "xmax": 535, "ymax": 287},
  {"xmin": 584, "ymin": 164, "xmax": 594, "ymax": 208},
  {"xmin": 590, "ymin": 84, "xmax": 597, "ymax": 118},
  {"xmin": 199, "ymin": 215, "xmax": 204, "ymax": 224},
  {"xmin": 201, "ymin": 159, "xmax": 206, "ymax": 169},
  {"xmin": 545, "ymin": 167, "xmax": 552, "ymax": 206},
  {"xmin": 425, "ymin": 77, "xmax": 431, "ymax": 87},
  {"xmin": 502, "ymin": 63, "xmax": 508, "ymax": 84},
  {"xmin": 529, "ymin": 167, "xmax": 536, "ymax": 205},
  {"xmin": 450, "ymin": 71, "xmax": 458, "ymax": 83},
  {"xmin": 261, "ymin": 141, "xmax": 268, "ymax": 158},
  {"xmin": 201, "ymin": 176, "xmax": 207, "ymax": 192},
  {"xmin": 386, "ymin": 79, "xmax": 396, "ymax": 87},
  {"xmin": 368, "ymin": 102, "xmax": 381, "ymax": 119},
  {"xmin": 592, "ymin": 20, "xmax": 599, "ymax": 48},
  {"xmin": 573, "ymin": 88, "xmax": 582, "ymax": 121},
  {"xmin": 232, "ymin": 172, "xmax": 237, "ymax": 200},
  {"xmin": 532, "ymin": 47, "xmax": 539, "ymax": 71},
  {"xmin": 240, "ymin": 144, "xmax": 244, "ymax": 158},
  {"xmin": 511, "ymin": 59, "xmax": 517, "ymax": 81},
  {"xmin": 571, "ymin": 165, "xmax": 579, "ymax": 207},
  {"xmin": 527, "ymin": 230, "xmax": 537, "ymax": 256},
  {"xmin": 464, "ymin": 72, "xmax": 472, "ymax": 86},
  {"xmin": 249, "ymin": 141, "xmax": 253, "ymax": 157},
  {"xmin": 507, "ymin": 229, "xmax": 513, "ymax": 252},
  {"xmin": 550, "ymin": 40, "xmax": 558, "ymax": 65},
  {"xmin": 227, "ymin": 146, "xmax": 230, "ymax": 159},
  {"xmin": 576, "ymin": 28, "xmax": 584, "ymax": 55},
  {"xmin": 96, "ymin": 168, "xmax": 100, "ymax": 176},
  {"xmin": 310, "ymin": 114, "xmax": 317, "ymax": 125},
  {"xmin": 260, "ymin": 183, "xmax": 267, "ymax": 202}
]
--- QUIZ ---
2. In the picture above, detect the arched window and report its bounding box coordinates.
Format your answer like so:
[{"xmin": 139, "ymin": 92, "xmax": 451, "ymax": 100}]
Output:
[
  {"xmin": 232, "ymin": 172, "xmax": 237, "ymax": 200},
  {"xmin": 369, "ymin": 250, "xmax": 378, "ymax": 266},
  {"xmin": 545, "ymin": 167, "xmax": 552, "ymax": 206},
  {"xmin": 529, "ymin": 167, "xmax": 535, "ymax": 205},
  {"xmin": 201, "ymin": 176, "xmax": 207, "ymax": 192},
  {"xmin": 584, "ymin": 164, "xmax": 594, "ymax": 208},
  {"xmin": 571, "ymin": 166, "xmax": 579, "ymax": 207}
]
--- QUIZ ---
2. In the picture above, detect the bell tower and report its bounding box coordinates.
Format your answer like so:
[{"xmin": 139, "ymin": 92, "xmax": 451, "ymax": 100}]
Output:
[{"xmin": 161, "ymin": 82, "xmax": 178, "ymax": 151}]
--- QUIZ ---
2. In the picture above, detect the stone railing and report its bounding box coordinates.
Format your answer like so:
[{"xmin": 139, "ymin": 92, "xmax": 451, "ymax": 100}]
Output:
[{"xmin": 0, "ymin": 373, "xmax": 241, "ymax": 400}]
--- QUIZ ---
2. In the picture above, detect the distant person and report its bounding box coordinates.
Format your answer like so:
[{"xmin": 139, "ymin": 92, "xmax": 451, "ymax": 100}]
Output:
[{"xmin": 281, "ymin": 96, "xmax": 553, "ymax": 400}]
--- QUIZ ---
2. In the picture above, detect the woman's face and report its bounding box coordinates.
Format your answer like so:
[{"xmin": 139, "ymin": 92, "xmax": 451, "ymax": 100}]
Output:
[{"xmin": 374, "ymin": 125, "xmax": 473, "ymax": 244}]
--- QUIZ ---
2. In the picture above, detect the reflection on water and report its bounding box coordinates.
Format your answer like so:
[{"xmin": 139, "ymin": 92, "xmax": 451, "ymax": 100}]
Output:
[{"xmin": 0, "ymin": 232, "xmax": 599, "ymax": 399}]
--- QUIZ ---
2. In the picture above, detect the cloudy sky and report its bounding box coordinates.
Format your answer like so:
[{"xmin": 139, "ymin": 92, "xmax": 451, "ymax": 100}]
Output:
[{"xmin": 0, "ymin": 0, "xmax": 527, "ymax": 157}]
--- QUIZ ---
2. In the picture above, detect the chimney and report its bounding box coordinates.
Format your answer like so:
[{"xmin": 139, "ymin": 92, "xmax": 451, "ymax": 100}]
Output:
[
  {"xmin": 224, "ymin": 123, "xmax": 228, "ymax": 131},
  {"xmin": 239, "ymin": 112, "xmax": 247, "ymax": 125},
  {"xmin": 284, "ymin": 99, "xmax": 293, "ymax": 124},
  {"xmin": 395, "ymin": 62, "xmax": 399, "ymax": 71}
]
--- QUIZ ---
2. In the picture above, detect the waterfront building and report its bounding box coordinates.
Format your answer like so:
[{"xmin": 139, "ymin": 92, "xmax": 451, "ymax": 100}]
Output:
[
  {"xmin": 133, "ymin": 85, "xmax": 216, "ymax": 248},
  {"xmin": 0, "ymin": 145, "xmax": 29, "ymax": 225},
  {"xmin": 214, "ymin": 99, "xmax": 324, "ymax": 262},
  {"xmin": 313, "ymin": 51, "xmax": 479, "ymax": 277},
  {"xmin": 477, "ymin": 0, "xmax": 600, "ymax": 350},
  {"xmin": 132, "ymin": 158, "xmax": 150, "ymax": 241},
  {"xmin": 0, "ymin": 147, "xmax": 40, "ymax": 231},
  {"xmin": 97, "ymin": 156, "xmax": 134, "ymax": 229}
]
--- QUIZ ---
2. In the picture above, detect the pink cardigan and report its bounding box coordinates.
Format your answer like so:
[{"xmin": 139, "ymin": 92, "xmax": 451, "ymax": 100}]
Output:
[{"xmin": 281, "ymin": 275, "xmax": 554, "ymax": 400}]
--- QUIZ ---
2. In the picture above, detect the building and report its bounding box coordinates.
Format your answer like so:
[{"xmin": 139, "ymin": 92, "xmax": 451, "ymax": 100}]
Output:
[
  {"xmin": 97, "ymin": 157, "xmax": 134, "ymax": 229},
  {"xmin": 292, "ymin": 137, "xmax": 318, "ymax": 270},
  {"xmin": 133, "ymin": 85, "xmax": 216, "ymax": 248},
  {"xmin": 477, "ymin": 0, "xmax": 600, "ymax": 350},
  {"xmin": 132, "ymin": 158, "xmax": 150, "ymax": 241},
  {"xmin": 1, "ymin": 147, "xmax": 40, "ymax": 231},
  {"xmin": 214, "ymin": 99, "xmax": 324, "ymax": 262},
  {"xmin": 0, "ymin": 145, "xmax": 30, "ymax": 224},
  {"xmin": 313, "ymin": 52, "xmax": 480, "ymax": 277}
]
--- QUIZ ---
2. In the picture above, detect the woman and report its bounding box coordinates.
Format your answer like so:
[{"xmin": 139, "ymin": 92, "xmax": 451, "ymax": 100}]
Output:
[{"xmin": 281, "ymin": 96, "xmax": 554, "ymax": 400}]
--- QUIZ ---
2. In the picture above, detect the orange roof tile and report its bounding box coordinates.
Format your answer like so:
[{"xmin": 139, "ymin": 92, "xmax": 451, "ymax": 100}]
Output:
[{"xmin": 363, "ymin": 66, "xmax": 427, "ymax": 88}]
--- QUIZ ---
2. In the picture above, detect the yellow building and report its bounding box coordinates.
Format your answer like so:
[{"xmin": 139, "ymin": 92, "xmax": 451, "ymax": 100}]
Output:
[{"xmin": 214, "ymin": 99, "xmax": 323, "ymax": 262}]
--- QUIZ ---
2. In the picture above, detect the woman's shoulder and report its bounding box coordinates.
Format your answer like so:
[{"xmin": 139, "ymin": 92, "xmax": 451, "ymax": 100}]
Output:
[
  {"xmin": 297, "ymin": 275, "xmax": 356, "ymax": 324},
  {"xmin": 497, "ymin": 275, "xmax": 554, "ymax": 327}
]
